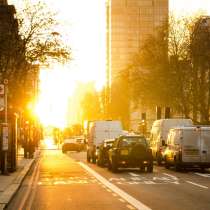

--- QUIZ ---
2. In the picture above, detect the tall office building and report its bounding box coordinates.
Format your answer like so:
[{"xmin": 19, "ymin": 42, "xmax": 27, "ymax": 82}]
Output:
[{"xmin": 106, "ymin": 0, "xmax": 168, "ymax": 129}]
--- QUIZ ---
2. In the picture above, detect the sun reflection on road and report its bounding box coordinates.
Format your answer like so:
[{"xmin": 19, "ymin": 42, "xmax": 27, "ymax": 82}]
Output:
[{"xmin": 42, "ymin": 138, "xmax": 57, "ymax": 150}]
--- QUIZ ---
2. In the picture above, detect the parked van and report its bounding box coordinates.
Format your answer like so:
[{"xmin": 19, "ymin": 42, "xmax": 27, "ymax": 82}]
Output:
[
  {"xmin": 86, "ymin": 120, "xmax": 123, "ymax": 163},
  {"xmin": 164, "ymin": 126, "xmax": 210, "ymax": 170},
  {"xmin": 150, "ymin": 119, "xmax": 193, "ymax": 165}
]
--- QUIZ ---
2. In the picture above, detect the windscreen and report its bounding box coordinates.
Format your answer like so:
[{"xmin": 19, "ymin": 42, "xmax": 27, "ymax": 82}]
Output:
[{"xmin": 120, "ymin": 137, "xmax": 147, "ymax": 147}]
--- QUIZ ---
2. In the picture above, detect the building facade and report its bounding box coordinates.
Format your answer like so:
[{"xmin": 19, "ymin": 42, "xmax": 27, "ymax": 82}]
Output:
[{"xmin": 106, "ymin": 0, "xmax": 168, "ymax": 130}]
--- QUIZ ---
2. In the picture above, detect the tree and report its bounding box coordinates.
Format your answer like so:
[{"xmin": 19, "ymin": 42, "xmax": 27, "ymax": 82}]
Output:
[
  {"xmin": 0, "ymin": 0, "xmax": 71, "ymax": 113},
  {"xmin": 81, "ymin": 88, "xmax": 103, "ymax": 122},
  {"xmin": 190, "ymin": 17, "xmax": 210, "ymax": 123},
  {"xmin": 109, "ymin": 69, "xmax": 130, "ymax": 129},
  {"xmin": 130, "ymin": 14, "xmax": 210, "ymax": 123},
  {"xmin": 130, "ymin": 23, "xmax": 170, "ymax": 109}
]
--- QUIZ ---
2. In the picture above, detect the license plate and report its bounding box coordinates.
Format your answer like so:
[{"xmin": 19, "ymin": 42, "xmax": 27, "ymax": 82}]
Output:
[{"xmin": 121, "ymin": 150, "xmax": 129, "ymax": 155}]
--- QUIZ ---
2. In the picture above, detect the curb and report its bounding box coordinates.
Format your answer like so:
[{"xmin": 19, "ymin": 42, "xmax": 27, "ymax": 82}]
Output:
[{"xmin": 0, "ymin": 159, "xmax": 35, "ymax": 210}]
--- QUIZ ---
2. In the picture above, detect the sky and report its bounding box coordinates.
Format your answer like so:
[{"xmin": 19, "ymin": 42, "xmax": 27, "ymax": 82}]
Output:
[
  {"xmin": 8, "ymin": 0, "xmax": 210, "ymax": 127},
  {"xmin": 170, "ymin": 0, "xmax": 210, "ymax": 16}
]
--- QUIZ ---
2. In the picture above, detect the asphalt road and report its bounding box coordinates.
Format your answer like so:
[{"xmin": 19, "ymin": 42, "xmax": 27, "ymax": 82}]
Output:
[{"xmin": 7, "ymin": 149, "xmax": 210, "ymax": 210}]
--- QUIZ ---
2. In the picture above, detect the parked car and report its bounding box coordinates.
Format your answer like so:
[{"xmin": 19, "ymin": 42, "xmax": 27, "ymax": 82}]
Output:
[
  {"xmin": 62, "ymin": 138, "xmax": 81, "ymax": 153},
  {"xmin": 86, "ymin": 120, "xmax": 123, "ymax": 163},
  {"xmin": 108, "ymin": 135, "xmax": 153, "ymax": 173},
  {"xmin": 150, "ymin": 119, "xmax": 193, "ymax": 165},
  {"xmin": 96, "ymin": 139, "xmax": 115, "ymax": 167},
  {"xmin": 164, "ymin": 126, "xmax": 210, "ymax": 171},
  {"xmin": 75, "ymin": 137, "xmax": 86, "ymax": 151}
]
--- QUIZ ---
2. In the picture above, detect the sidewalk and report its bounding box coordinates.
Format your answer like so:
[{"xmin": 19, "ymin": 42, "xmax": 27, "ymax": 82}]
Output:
[{"xmin": 0, "ymin": 151, "xmax": 39, "ymax": 210}]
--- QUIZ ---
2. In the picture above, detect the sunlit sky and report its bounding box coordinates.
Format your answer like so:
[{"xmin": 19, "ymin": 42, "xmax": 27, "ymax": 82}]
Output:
[{"xmin": 8, "ymin": 0, "xmax": 210, "ymax": 128}]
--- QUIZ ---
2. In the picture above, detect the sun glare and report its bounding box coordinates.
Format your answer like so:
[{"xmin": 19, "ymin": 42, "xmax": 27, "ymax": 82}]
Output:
[{"xmin": 36, "ymin": 66, "xmax": 75, "ymax": 128}]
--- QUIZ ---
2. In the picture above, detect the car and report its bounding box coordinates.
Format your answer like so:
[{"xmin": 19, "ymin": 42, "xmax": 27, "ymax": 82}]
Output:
[
  {"xmin": 86, "ymin": 120, "xmax": 123, "ymax": 163},
  {"xmin": 108, "ymin": 135, "xmax": 153, "ymax": 173},
  {"xmin": 150, "ymin": 119, "xmax": 193, "ymax": 165},
  {"xmin": 62, "ymin": 138, "xmax": 81, "ymax": 153},
  {"xmin": 164, "ymin": 126, "xmax": 210, "ymax": 171},
  {"xmin": 75, "ymin": 137, "xmax": 86, "ymax": 151},
  {"xmin": 96, "ymin": 139, "xmax": 115, "ymax": 167}
]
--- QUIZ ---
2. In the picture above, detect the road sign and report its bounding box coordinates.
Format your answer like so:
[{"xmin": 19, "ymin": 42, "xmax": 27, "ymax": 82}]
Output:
[
  {"xmin": 2, "ymin": 124, "xmax": 9, "ymax": 151},
  {"xmin": 0, "ymin": 84, "xmax": 4, "ymax": 95},
  {"xmin": 0, "ymin": 96, "xmax": 4, "ymax": 111}
]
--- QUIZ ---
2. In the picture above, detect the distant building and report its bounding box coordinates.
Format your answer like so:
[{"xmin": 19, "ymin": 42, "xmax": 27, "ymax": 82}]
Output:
[{"xmin": 106, "ymin": 0, "xmax": 168, "ymax": 130}]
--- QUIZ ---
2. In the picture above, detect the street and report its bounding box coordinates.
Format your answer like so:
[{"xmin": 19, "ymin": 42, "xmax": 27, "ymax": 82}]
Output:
[{"xmin": 6, "ymin": 148, "xmax": 210, "ymax": 210}]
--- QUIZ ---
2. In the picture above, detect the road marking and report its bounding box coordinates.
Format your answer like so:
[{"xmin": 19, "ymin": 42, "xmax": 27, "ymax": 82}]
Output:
[
  {"xmin": 109, "ymin": 177, "xmax": 126, "ymax": 181},
  {"xmin": 131, "ymin": 177, "xmax": 141, "ymax": 181},
  {"xmin": 119, "ymin": 198, "xmax": 126, "ymax": 203},
  {"xmin": 129, "ymin": 172, "xmax": 139, "ymax": 177},
  {"xmin": 127, "ymin": 204, "xmax": 136, "ymax": 209},
  {"xmin": 195, "ymin": 173, "xmax": 210, "ymax": 178},
  {"xmin": 79, "ymin": 162, "xmax": 152, "ymax": 210},
  {"xmin": 163, "ymin": 173, "xmax": 178, "ymax": 180},
  {"xmin": 186, "ymin": 181, "xmax": 208, "ymax": 189}
]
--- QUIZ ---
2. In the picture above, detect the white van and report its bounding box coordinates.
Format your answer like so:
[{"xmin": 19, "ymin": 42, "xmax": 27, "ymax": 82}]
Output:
[
  {"xmin": 86, "ymin": 120, "xmax": 123, "ymax": 163},
  {"xmin": 164, "ymin": 126, "xmax": 210, "ymax": 170},
  {"xmin": 150, "ymin": 119, "xmax": 193, "ymax": 165}
]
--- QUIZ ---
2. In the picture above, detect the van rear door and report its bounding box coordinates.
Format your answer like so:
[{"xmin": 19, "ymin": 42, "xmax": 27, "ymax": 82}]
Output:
[
  {"xmin": 182, "ymin": 129, "xmax": 200, "ymax": 163},
  {"xmin": 200, "ymin": 128, "xmax": 210, "ymax": 163}
]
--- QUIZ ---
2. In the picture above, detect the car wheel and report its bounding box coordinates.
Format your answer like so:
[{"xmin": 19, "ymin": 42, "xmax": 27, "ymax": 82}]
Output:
[
  {"xmin": 157, "ymin": 153, "xmax": 162, "ymax": 165},
  {"xmin": 92, "ymin": 156, "xmax": 96, "ymax": 164},
  {"xmin": 111, "ymin": 160, "xmax": 118, "ymax": 173},
  {"xmin": 97, "ymin": 158, "xmax": 101, "ymax": 166},
  {"xmin": 200, "ymin": 167, "xmax": 205, "ymax": 173},
  {"xmin": 165, "ymin": 156, "xmax": 170, "ymax": 169},
  {"xmin": 99, "ymin": 155, "xmax": 105, "ymax": 167},
  {"xmin": 140, "ymin": 166, "xmax": 145, "ymax": 172},
  {"xmin": 175, "ymin": 162, "xmax": 181, "ymax": 171},
  {"xmin": 87, "ymin": 153, "xmax": 90, "ymax": 162},
  {"xmin": 147, "ymin": 163, "xmax": 153, "ymax": 173},
  {"xmin": 107, "ymin": 160, "xmax": 112, "ymax": 170}
]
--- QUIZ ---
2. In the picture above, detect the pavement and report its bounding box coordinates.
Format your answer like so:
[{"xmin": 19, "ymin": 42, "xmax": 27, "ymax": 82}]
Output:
[{"xmin": 0, "ymin": 150, "xmax": 39, "ymax": 210}]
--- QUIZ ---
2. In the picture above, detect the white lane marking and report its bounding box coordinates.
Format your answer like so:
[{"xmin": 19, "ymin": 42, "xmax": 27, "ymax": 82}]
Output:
[
  {"xmin": 79, "ymin": 162, "xmax": 152, "ymax": 210},
  {"xmin": 119, "ymin": 198, "xmax": 126, "ymax": 203},
  {"xmin": 186, "ymin": 181, "xmax": 208, "ymax": 189},
  {"xmin": 195, "ymin": 173, "xmax": 210, "ymax": 178},
  {"xmin": 127, "ymin": 204, "xmax": 136, "ymax": 209},
  {"xmin": 163, "ymin": 173, "xmax": 178, "ymax": 180},
  {"xmin": 131, "ymin": 177, "xmax": 141, "ymax": 181},
  {"xmin": 129, "ymin": 172, "xmax": 139, "ymax": 177}
]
